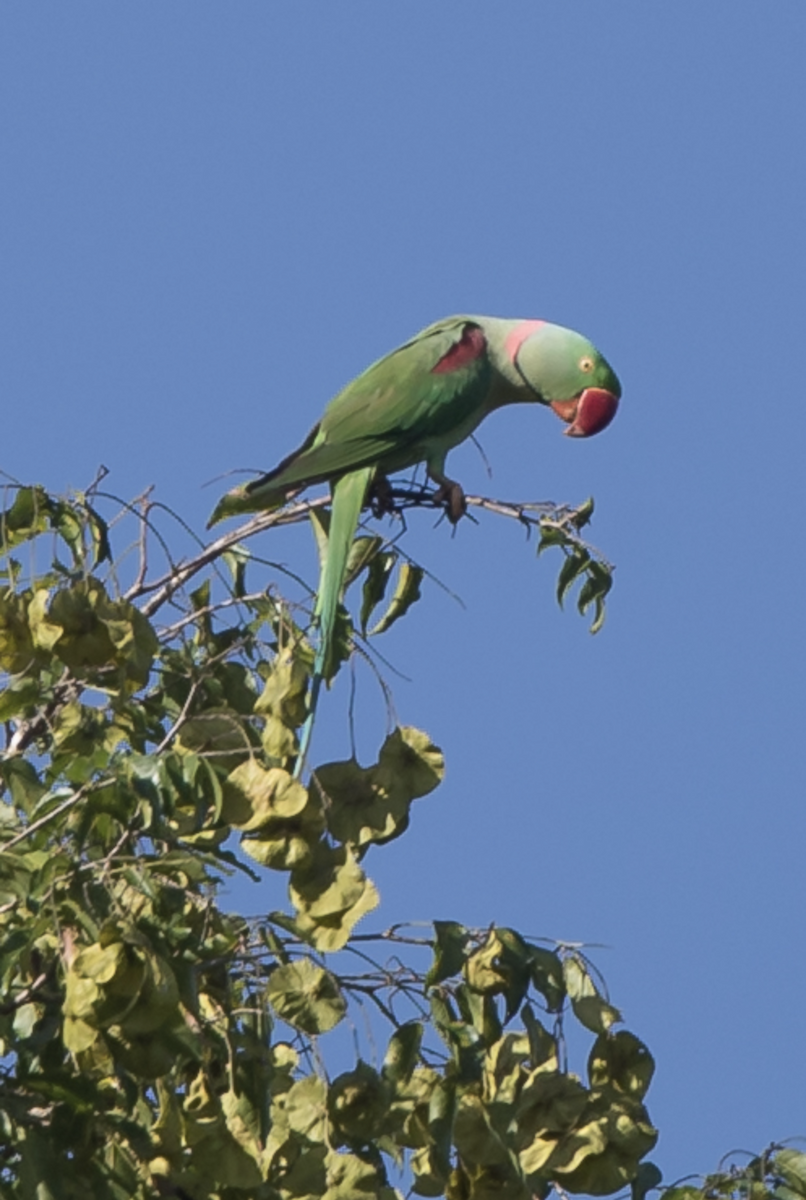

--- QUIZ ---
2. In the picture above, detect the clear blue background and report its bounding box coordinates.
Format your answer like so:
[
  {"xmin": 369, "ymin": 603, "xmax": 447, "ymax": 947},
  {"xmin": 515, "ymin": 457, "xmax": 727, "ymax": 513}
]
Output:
[{"xmin": 2, "ymin": 3, "xmax": 804, "ymax": 1184}]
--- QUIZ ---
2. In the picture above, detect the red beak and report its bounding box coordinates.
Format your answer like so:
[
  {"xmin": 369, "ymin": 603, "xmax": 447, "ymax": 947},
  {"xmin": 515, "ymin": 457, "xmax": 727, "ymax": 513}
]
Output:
[{"xmin": 550, "ymin": 388, "xmax": 620, "ymax": 438}]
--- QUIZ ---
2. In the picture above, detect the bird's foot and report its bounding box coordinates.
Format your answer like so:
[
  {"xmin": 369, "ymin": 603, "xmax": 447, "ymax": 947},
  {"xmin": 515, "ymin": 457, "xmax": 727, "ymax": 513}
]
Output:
[
  {"xmin": 369, "ymin": 473, "xmax": 396, "ymax": 517},
  {"xmin": 433, "ymin": 480, "xmax": 467, "ymax": 524}
]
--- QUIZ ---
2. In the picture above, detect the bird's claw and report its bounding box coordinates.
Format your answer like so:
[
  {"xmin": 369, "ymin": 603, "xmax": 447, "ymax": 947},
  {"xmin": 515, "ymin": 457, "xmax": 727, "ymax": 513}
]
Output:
[
  {"xmin": 369, "ymin": 473, "xmax": 396, "ymax": 517},
  {"xmin": 433, "ymin": 481, "xmax": 467, "ymax": 524}
]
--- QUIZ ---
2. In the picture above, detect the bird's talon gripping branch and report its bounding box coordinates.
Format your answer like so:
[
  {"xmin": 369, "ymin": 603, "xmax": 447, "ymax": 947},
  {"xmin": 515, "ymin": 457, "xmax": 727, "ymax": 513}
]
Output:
[
  {"xmin": 433, "ymin": 480, "xmax": 467, "ymax": 525},
  {"xmin": 369, "ymin": 473, "xmax": 395, "ymax": 518}
]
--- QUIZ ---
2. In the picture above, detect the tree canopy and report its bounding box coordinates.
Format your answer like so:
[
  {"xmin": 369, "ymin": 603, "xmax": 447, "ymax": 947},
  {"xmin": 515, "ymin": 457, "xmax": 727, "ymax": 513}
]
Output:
[{"xmin": 0, "ymin": 480, "xmax": 799, "ymax": 1200}]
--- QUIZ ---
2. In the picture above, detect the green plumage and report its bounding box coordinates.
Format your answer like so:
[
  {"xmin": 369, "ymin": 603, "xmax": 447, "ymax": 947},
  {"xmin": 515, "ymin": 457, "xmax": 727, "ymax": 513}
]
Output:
[
  {"xmin": 211, "ymin": 317, "xmax": 493, "ymax": 521},
  {"xmin": 209, "ymin": 313, "xmax": 621, "ymax": 773}
]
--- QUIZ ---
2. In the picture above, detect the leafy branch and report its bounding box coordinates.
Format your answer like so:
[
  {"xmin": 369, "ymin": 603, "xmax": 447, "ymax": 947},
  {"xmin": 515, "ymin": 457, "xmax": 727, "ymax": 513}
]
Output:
[
  {"xmin": 0, "ymin": 478, "xmax": 666, "ymax": 1200},
  {"xmin": 122, "ymin": 482, "xmax": 615, "ymax": 635}
]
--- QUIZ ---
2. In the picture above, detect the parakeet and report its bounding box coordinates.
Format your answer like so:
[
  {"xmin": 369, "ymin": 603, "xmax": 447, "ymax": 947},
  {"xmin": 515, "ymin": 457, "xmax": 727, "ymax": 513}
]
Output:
[{"xmin": 210, "ymin": 315, "xmax": 620, "ymax": 774}]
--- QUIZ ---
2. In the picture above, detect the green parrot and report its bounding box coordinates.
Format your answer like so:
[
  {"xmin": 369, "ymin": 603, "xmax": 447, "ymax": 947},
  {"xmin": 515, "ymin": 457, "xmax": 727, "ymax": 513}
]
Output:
[{"xmin": 209, "ymin": 314, "xmax": 620, "ymax": 774}]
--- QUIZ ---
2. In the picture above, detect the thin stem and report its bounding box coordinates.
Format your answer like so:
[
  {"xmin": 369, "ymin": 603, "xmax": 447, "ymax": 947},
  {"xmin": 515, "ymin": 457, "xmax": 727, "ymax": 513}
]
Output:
[{"xmin": 1, "ymin": 781, "xmax": 94, "ymax": 851}]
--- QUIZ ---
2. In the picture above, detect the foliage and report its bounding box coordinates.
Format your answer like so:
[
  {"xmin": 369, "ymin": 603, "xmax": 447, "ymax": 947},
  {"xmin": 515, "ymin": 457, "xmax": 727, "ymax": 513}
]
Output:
[
  {"xmin": 0, "ymin": 478, "xmax": 675, "ymax": 1197},
  {"xmin": 660, "ymin": 1147, "xmax": 806, "ymax": 1200}
]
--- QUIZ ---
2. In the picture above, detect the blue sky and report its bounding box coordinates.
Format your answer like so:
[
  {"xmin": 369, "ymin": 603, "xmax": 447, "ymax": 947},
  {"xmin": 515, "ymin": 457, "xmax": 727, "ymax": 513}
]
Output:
[{"xmin": 2, "ymin": 3, "xmax": 805, "ymax": 1184}]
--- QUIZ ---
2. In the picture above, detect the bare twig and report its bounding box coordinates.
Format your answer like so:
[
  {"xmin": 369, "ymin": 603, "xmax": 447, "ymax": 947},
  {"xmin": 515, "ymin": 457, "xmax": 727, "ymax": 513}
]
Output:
[
  {"xmin": 347, "ymin": 924, "xmax": 435, "ymax": 946},
  {"xmin": 131, "ymin": 487, "xmax": 155, "ymax": 595},
  {"xmin": 340, "ymin": 980, "xmax": 407, "ymax": 1029},
  {"xmin": 0, "ymin": 781, "xmax": 94, "ymax": 851},
  {"xmin": 470, "ymin": 434, "xmax": 494, "ymax": 479},
  {"xmin": 135, "ymin": 495, "xmax": 332, "ymax": 616},
  {"xmin": 156, "ymin": 591, "xmax": 271, "ymax": 641},
  {"xmin": 132, "ymin": 487, "xmax": 607, "ymax": 622},
  {"xmin": 84, "ymin": 464, "xmax": 110, "ymax": 501},
  {"xmin": 153, "ymin": 677, "xmax": 204, "ymax": 755},
  {"xmin": 3, "ymin": 670, "xmax": 78, "ymax": 761},
  {"xmin": 0, "ymin": 972, "xmax": 50, "ymax": 1016}
]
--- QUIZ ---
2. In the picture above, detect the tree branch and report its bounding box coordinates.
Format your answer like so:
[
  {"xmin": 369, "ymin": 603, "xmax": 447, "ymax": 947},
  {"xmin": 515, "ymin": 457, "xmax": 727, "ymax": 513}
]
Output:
[{"xmin": 132, "ymin": 487, "xmax": 608, "ymax": 620}]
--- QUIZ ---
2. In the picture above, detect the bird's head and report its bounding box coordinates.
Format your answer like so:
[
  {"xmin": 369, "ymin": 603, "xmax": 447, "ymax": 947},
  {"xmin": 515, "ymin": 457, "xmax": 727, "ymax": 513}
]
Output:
[{"xmin": 510, "ymin": 321, "xmax": 621, "ymax": 437}]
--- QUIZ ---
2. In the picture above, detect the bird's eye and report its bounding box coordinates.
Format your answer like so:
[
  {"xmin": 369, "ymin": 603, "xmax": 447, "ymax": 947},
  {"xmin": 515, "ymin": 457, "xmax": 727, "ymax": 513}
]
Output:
[{"xmin": 579, "ymin": 356, "xmax": 594, "ymax": 373}]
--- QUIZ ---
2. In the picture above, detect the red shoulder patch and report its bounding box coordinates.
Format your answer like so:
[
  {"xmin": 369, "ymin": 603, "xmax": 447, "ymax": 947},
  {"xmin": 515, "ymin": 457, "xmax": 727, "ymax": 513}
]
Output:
[{"xmin": 431, "ymin": 324, "xmax": 487, "ymax": 375}]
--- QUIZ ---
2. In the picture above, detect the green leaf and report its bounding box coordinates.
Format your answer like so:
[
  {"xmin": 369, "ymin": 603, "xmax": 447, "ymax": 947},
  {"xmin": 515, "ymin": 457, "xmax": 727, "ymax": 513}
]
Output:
[
  {"xmin": 317, "ymin": 755, "xmax": 411, "ymax": 850},
  {"xmin": 427, "ymin": 1077, "xmax": 456, "ymax": 1181},
  {"xmin": 515, "ymin": 1072, "xmax": 589, "ymax": 1177},
  {"xmin": 85, "ymin": 502, "xmax": 112, "ymax": 566},
  {"xmin": 18, "ymin": 1127, "xmax": 68, "ymax": 1200},
  {"xmin": 323, "ymin": 1149, "xmax": 386, "ymax": 1200},
  {"xmin": 1, "ymin": 485, "xmax": 53, "ymax": 548},
  {"xmin": 0, "ymin": 591, "xmax": 38, "ymax": 672},
  {"xmin": 177, "ymin": 711, "xmax": 253, "ymax": 768},
  {"xmin": 289, "ymin": 843, "xmax": 379, "ymax": 951},
  {"xmin": 425, "ymin": 921, "xmax": 469, "ymax": 988},
  {"xmin": 631, "ymin": 1161, "xmax": 663, "ymax": 1200},
  {"xmin": 464, "ymin": 927, "xmax": 531, "ymax": 1021},
  {"xmin": 117, "ymin": 950, "xmax": 180, "ymax": 1036},
  {"xmin": 181, "ymin": 1071, "xmax": 263, "ymax": 1188},
  {"xmin": 428, "ymin": 991, "xmax": 484, "ymax": 1081},
  {"xmin": 224, "ymin": 760, "xmax": 325, "ymax": 870},
  {"xmin": 556, "ymin": 549, "xmax": 591, "ymax": 608},
  {"xmin": 254, "ymin": 644, "xmax": 310, "ymax": 732},
  {"xmin": 0, "ymin": 480, "xmax": 645, "ymax": 1193},
  {"xmin": 564, "ymin": 955, "xmax": 621, "ymax": 1034},
  {"xmin": 344, "ymin": 534, "xmax": 384, "ymax": 590},
  {"xmin": 776, "ymin": 1151, "xmax": 806, "ymax": 1198},
  {"xmin": 21, "ymin": 1070, "xmax": 103, "ymax": 1112},
  {"xmin": 360, "ymin": 549, "xmax": 396, "ymax": 632},
  {"xmin": 189, "ymin": 578, "xmax": 212, "ymax": 640},
  {"xmin": 317, "ymin": 727, "xmax": 443, "ymax": 851},
  {"xmin": 266, "ymin": 959, "xmax": 346, "ymax": 1034},
  {"xmin": 528, "ymin": 946, "xmax": 565, "ymax": 1013},
  {"xmin": 222, "ymin": 544, "xmax": 249, "ymax": 598},
  {"xmin": 571, "ymin": 497, "xmax": 595, "ymax": 530},
  {"xmin": 1, "ymin": 758, "xmax": 46, "ymax": 813},
  {"xmin": 284, "ymin": 1073, "xmax": 328, "ymax": 1142},
  {"xmin": 521, "ymin": 1005, "xmax": 560, "ymax": 1073},
  {"xmin": 588, "ymin": 1031, "xmax": 655, "ymax": 1100},
  {"xmin": 537, "ymin": 523, "xmax": 570, "ymax": 555},
  {"xmin": 220, "ymin": 1086, "xmax": 264, "ymax": 1173},
  {"xmin": 370, "ymin": 563, "xmax": 424, "ymax": 635},
  {"xmin": 223, "ymin": 761, "xmax": 310, "ymax": 831},
  {"xmin": 577, "ymin": 561, "xmax": 613, "ymax": 635},
  {"xmin": 453, "ymin": 1093, "xmax": 511, "ymax": 1168},
  {"xmin": 382, "ymin": 1022, "xmax": 423, "ymax": 1085},
  {"xmin": 411, "ymin": 1145, "xmax": 450, "ymax": 1197},
  {"xmin": 289, "ymin": 844, "xmax": 370, "ymax": 919},
  {"xmin": 376, "ymin": 726, "xmax": 445, "ymax": 800},
  {"xmin": 328, "ymin": 1062, "xmax": 388, "ymax": 1143},
  {"xmin": 50, "ymin": 499, "xmax": 85, "ymax": 566},
  {"xmin": 553, "ymin": 1093, "xmax": 658, "ymax": 1194},
  {"xmin": 33, "ymin": 577, "xmax": 159, "ymax": 681}
]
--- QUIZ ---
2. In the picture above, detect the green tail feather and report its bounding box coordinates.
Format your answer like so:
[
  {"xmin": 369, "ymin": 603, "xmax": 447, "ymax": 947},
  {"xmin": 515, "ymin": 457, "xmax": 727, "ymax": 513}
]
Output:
[{"xmin": 294, "ymin": 467, "xmax": 374, "ymax": 777}]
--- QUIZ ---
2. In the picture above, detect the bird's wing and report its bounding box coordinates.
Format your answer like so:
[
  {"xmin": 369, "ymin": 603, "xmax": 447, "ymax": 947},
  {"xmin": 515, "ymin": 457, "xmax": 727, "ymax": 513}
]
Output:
[
  {"xmin": 251, "ymin": 316, "xmax": 493, "ymax": 492},
  {"xmin": 208, "ymin": 317, "xmax": 493, "ymax": 526}
]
